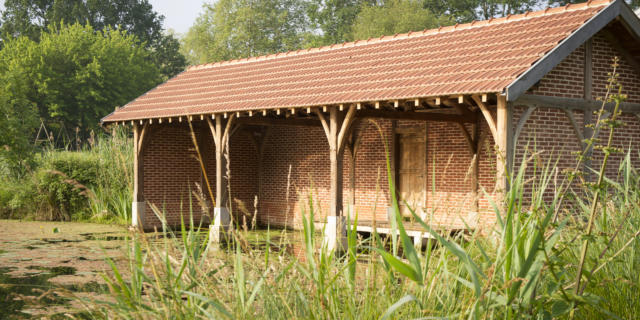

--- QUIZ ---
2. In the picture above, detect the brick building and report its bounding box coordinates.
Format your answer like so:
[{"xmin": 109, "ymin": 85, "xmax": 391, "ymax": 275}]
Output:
[{"xmin": 102, "ymin": 0, "xmax": 640, "ymax": 249}]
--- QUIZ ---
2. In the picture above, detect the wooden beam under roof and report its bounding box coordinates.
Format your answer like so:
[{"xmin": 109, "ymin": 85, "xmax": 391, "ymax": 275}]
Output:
[
  {"xmin": 236, "ymin": 117, "xmax": 322, "ymax": 127},
  {"xmin": 356, "ymin": 109, "xmax": 476, "ymax": 123}
]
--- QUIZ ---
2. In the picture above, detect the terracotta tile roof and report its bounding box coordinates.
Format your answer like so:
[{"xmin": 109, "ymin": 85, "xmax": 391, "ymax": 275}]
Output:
[{"xmin": 103, "ymin": 0, "xmax": 612, "ymax": 123}]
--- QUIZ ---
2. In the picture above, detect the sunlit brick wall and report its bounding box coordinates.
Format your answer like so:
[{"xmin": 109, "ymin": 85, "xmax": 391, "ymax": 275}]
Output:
[{"xmin": 515, "ymin": 30, "xmax": 640, "ymax": 205}]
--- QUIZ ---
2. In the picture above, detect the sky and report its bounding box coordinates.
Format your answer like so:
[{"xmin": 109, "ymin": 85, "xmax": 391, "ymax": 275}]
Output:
[
  {"xmin": 148, "ymin": 0, "xmax": 208, "ymax": 35},
  {"xmin": 0, "ymin": 1, "xmax": 205, "ymax": 35}
]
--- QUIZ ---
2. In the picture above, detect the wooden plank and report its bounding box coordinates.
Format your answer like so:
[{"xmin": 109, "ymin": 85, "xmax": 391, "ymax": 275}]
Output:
[{"xmin": 356, "ymin": 109, "xmax": 475, "ymax": 123}]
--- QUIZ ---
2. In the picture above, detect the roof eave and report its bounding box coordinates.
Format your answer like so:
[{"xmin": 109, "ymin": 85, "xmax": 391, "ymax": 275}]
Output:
[{"xmin": 506, "ymin": 0, "xmax": 631, "ymax": 102}]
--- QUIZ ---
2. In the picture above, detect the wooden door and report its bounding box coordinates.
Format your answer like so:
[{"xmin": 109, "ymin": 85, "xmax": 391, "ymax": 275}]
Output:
[{"xmin": 396, "ymin": 128, "xmax": 427, "ymax": 218}]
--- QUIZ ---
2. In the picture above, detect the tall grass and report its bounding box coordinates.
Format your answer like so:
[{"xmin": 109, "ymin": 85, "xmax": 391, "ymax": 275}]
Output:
[
  {"xmin": 84, "ymin": 63, "xmax": 640, "ymax": 319},
  {"xmin": 0, "ymin": 127, "xmax": 133, "ymax": 223}
]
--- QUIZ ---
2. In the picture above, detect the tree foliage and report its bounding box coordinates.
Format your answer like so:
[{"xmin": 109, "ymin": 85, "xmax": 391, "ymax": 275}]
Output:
[
  {"xmin": 0, "ymin": 23, "xmax": 160, "ymax": 140},
  {"xmin": 0, "ymin": 0, "xmax": 186, "ymax": 79},
  {"xmin": 352, "ymin": 0, "xmax": 453, "ymax": 40},
  {"xmin": 181, "ymin": 0, "xmax": 310, "ymax": 64},
  {"xmin": 0, "ymin": 38, "xmax": 39, "ymax": 176},
  {"xmin": 305, "ymin": 0, "xmax": 375, "ymax": 46}
]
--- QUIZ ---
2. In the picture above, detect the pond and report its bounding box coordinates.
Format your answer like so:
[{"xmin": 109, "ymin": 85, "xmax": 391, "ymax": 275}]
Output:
[
  {"xmin": 0, "ymin": 221, "xmax": 310, "ymax": 318},
  {"xmin": 0, "ymin": 220, "xmax": 126, "ymax": 319}
]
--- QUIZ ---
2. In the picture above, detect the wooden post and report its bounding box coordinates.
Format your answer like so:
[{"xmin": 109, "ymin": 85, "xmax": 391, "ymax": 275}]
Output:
[
  {"xmin": 346, "ymin": 121, "xmax": 362, "ymax": 214},
  {"xmin": 132, "ymin": 122, "xmax": 148, "ymax": 230},
  {"xmin": 329, "ymin": 107, "xmax": 344, "ymax": 217},
  {"xmin": 471, "ymin": 120, "xmax": 480, "ymax": 214},
  {"xmin": 207, "ymin": 114, "xmax": 236, "ymax": 243},
  {"xmin": 583, "ymin": 39, "xmax": 594, "ymax": 181},
  {"xmin": 214, "ymin": 117, "xmax": 227, "ymax": 208},
  {"xmin": 317, "ymin": 105, "xmax": 356, "ymax": 252},
  {"xmin": 496, "ymin": 95, "xmax": 509, "ymax": 195},
  {"xmin": 455, "ymin": 108, "xmax": 480, "ymax": 225}
]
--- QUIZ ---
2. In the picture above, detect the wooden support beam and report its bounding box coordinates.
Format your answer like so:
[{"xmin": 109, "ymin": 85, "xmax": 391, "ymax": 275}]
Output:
[
  {"xmin": 455, "ymin": 116, "xmax": 480, "ymax": 214},
  {"xmin": 583, "ymin": 38, "xmax": 594, "ymax": 181},
  {"xmin": 472, "ymin": 95, "xmax": 498, "ymax": 141},
  {"xmin": 236, "ymin": 117, "xmax": 321, "ymax": 127},
  {"xmin": 206, "ymin": 113, "xmax": 236, "ymax": 209},
  {"xmin": 346, "ymin": 120, "xmax": 363, "ymax": 213},
  {"xmin": 321, "ymin": 105, "xmax": 357, "ymax": 218},
  {"xmin": 456, "ymin": 122, "xmax": 475, "ymax": 153},
  {"xmin": 315, "ymin": 110, "xmax": 330, "ymax": 139},
  {"xmin": 471, "ymin": 120, "xmax": 480, "ymax": 213},
  {"xmin": 329, "ymin": 107, "xmax": 344, "ymax": 218},
  {"xmin": 515, "ymin": 94, "xmax": 640, "ymax": 113},
  {"xmin": 132, "ymin": 122, "xmax": 148, "ymax": 228},
  {"xmin": 337, "ymin": 105, "xmax": 357, "ymax": 154},
  {"xmin": 513, "ymin": 106, "xmax": 536, "ymax": 146},
  {"xmin": 496, "ymin": 95, "xmax": 508, "ymax": 194},
  {"xmin": 562, "ymin": 109, "xmax": 586, "ymax": 150},
  {"xmin": 246, "ymin": 127, "xmax": 270, "ymax": 213},
  {"xmin": 132, "ymin": 123, "xmax": 147, "ymax": 203},
  {"xmin": 356, "ymin": 109, "xmax": 475, "ymax": 123}
]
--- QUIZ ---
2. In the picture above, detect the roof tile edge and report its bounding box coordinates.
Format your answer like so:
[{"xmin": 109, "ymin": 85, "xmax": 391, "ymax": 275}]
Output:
[{"xmin": 186, "ymin": 0, "xmax": 612, "ymax": 72}]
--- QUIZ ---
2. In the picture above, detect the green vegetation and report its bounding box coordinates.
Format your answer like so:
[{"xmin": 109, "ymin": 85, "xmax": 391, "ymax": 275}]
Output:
[
  {"xmin": 0, "ymin": 23, "xmax": 160, "ymax": 142},
  {"xmin": 0, "ymin": 0, "xmax": 187, "ymax": 80},
  {"xmin": 0, "ymin": 128, "xmax": 133, "ymax": 224}
]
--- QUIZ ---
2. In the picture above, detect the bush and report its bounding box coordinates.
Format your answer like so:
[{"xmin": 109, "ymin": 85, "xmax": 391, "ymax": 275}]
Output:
[
  {"xmin": 34, "ymin": 151, "xmax": 101, "ymax": 221},
  {"xmin": 0, "ymin": 128, "xmax": 133, "ymax": 223}
]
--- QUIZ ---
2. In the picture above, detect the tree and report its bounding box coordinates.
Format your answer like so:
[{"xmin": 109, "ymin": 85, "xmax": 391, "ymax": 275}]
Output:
[
  {"xmin": 352, "ymin": 0, "xmax": 453, "ymax": 40},
  {"xmin": 0, "ymin": 0, "xmax": 186, "ymax": 79},
  {"xmin": 0, "ymin": 23, "xmax": 161, "ymax": 140},
  {"xmin": 305, "ymin": 0, "xmax": 375, "ymax": 46},
  {"xmin": 181, "ymin": 0, "xmax": 310, "ymax": 64},
  {"xmin": 0, "ymin": 38, "xmax": 39, "ymax": 176}
]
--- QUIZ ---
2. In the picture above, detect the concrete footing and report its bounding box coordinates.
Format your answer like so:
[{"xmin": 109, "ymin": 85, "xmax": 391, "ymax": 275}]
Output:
[
  {"xmin": 209, "ymin": 207, "xmax": 231, "ymax": 243},
  {"xmin": 132, "ymin": 201, "xmax": 145, "ymax": 230},
  {"xmin": 323, "ymin": 215, "xmax": 347, "ymax": 252}
]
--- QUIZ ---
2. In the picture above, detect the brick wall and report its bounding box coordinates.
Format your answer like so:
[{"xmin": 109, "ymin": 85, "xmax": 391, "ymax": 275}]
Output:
[
  {"xmin": 142, "ymin": 123, "xmax": 211, "ymax": 228},
  {"xmin": 516, "ymin": 29, "xmax": 640, "ymax": 204}
]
